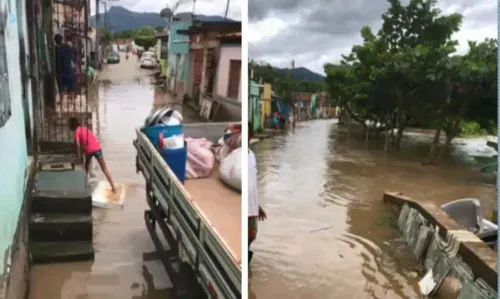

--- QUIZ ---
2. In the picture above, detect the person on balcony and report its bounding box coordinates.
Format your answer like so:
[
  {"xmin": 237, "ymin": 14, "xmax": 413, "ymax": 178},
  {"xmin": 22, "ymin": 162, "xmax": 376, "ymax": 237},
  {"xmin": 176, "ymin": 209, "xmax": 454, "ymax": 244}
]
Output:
[{"xmin": 55, "ymin": 34, "xmax": 77, "ymax": 104}]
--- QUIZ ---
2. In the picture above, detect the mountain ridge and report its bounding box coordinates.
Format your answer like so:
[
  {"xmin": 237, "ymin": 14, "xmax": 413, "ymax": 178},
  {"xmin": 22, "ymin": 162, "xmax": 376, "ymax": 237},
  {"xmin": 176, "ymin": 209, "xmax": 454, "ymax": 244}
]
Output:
[
  {"xmin": 275, "ymin": 67, "xmax": 325, "ymax": 82},
  {"xmin": 91, "ymin": 6, "xmax": 235, "ymax": 32}
]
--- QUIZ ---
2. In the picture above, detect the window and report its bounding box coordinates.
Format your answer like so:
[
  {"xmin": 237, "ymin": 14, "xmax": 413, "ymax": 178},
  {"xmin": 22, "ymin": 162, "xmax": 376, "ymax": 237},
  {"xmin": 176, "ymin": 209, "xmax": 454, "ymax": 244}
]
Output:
[{"xmin": 0, "ymin": 8, "xmax": 11, "ymax": 127}]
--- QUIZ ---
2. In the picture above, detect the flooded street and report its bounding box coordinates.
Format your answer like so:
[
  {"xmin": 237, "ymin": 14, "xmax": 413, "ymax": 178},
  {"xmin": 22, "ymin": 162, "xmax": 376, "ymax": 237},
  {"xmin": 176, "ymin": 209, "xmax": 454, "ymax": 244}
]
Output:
[
  {"xmin": 249, "ymin": 120, "xmax": 495, "ymax": 299},
  {"xmin": 29, "ymin": 54, "xmax": 202, "ymax": 299}
]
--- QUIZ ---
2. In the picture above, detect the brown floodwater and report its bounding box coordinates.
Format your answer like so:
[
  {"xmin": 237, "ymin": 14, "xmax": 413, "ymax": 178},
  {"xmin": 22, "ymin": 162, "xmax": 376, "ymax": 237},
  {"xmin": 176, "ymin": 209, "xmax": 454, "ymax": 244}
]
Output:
[
  {"xmin": 249, "ymin": 119, "xmax": 496, "ymax": 299},
  {"xmin": 29, "ymin": 55, "xmax": 203, "ymax": 299}
]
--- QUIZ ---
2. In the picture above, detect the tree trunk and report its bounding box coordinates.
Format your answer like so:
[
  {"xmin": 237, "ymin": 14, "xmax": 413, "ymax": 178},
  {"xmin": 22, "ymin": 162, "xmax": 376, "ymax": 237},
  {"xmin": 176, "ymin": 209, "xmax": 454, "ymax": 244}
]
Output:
[
  {"xmin": 422, "ymin": 127, "xmax": 442, "ymax": 165},
  {"xmin": 347, "ymin": 110, "xmax": 352, "ymax": 136},
  {"xmin": 394, "ymin": 119, "xmax": 406, "ymax": 149},
  {"xmin": 365, "ymin": 125, "xmax": 369, "ymax": 146},
  {"xmin": 384, "ymin": 129, "xmax": 390, "ymax": 152},
  {"xmin": 435, "ymin": 135, "xmax": 454, "ymax": 162},
  {"xmin": 430, "ymin": 98, "xmax": 469, "ymax": 164}
]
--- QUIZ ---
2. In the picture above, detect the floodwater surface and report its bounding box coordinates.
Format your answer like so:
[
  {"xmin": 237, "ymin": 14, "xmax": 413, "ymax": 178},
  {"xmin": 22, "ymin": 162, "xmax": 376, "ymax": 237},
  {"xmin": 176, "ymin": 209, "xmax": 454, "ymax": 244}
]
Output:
[
  {"xmin": 249, "ymin": 120, "xmax": 495, "ymax": 299},
  {"xmin": 29, "ymin": 54, "xmax": 202, "ymax": 299}
]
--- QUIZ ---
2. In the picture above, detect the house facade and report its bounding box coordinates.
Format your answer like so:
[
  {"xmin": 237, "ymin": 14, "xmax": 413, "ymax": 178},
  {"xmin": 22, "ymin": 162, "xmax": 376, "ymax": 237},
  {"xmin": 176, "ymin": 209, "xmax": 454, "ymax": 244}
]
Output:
[
  {"xmin": 166, "ymin": 14, "xmax": 192, "ymax": 98},
  {"xmin": 156, "ymin": 34, "xmax": 168, "ymax": 78},
  {"xmin": 183, "ymin": 21, "xmax": 241, "ymax": 121},
  {"xmin": 0, "ymin": 0, "xmax": 35, "ymax": 297},
  {"xmin": 249, "ymin": 80, "xmax": 261, "ymax": 131},
  {"xmin": 215, "ymin": 33, "xmax": 241, "ymax": 101}
]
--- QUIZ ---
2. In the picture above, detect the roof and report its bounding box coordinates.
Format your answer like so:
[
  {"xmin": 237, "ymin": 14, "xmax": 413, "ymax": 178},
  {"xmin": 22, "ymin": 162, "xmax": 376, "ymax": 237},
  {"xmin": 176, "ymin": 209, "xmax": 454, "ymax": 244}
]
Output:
[
  {"xmin": 156, "ymin": 33, "xmax": 168, "ymax": 39},
  {"xmin": 217, "ymin": 32, "xmax": 241, "ymax": 39},
  {"xmin": 183, "ymin": 21, "xmax": 241, "ymax": 35},
  {"xmin": 218, "ymin": 32, "xmax": 241, "ymax": 43},
  {"xmin": 293, "ymin": 92, "xmax": 313, "ymax": 101}
]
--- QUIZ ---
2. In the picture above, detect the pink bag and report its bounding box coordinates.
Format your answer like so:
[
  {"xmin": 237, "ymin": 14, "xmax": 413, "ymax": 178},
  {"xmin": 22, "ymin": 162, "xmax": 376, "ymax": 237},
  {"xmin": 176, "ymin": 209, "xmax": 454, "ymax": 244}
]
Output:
[{"xmin": 185, "ymin": 138, "xmax": 215, "ymax": 179}]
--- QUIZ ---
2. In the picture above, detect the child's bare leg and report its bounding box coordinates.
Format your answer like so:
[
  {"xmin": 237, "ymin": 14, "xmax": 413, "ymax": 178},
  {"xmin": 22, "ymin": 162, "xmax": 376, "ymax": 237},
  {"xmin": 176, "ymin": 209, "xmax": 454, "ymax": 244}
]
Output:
[
  {"xmin": 97, "ymin": 157, "xmax": 116, "ymax": 192},
  {"xmin": 84, "ymin": 155, "xmax": 91, "ymax": 174}
]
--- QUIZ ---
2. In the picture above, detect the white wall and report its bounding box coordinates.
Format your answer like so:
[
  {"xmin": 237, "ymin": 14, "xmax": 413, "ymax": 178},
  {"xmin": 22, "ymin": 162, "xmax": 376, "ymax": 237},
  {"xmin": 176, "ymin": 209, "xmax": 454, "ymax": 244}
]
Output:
[{"xmin": 215, "ymin": 45, "xmax": 241, "ymax": 102}]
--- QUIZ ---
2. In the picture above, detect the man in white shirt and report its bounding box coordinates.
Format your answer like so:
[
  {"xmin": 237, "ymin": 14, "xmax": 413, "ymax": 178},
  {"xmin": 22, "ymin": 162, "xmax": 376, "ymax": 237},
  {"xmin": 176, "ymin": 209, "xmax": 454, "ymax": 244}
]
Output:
[{"xmin": 248, "ymin": 122, "xmax": 267, "ymax": 263}]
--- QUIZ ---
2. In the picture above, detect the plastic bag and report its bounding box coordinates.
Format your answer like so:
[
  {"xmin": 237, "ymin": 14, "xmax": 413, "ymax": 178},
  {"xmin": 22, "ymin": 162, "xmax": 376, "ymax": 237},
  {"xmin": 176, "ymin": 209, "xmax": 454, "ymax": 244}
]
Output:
[
  {"xmin": 161, "ymin": 134, "xmax": 184, "ymax": 149},
  {"xmin": 219, "ymin": 148, "xmax": 242, "ymax": 192}
]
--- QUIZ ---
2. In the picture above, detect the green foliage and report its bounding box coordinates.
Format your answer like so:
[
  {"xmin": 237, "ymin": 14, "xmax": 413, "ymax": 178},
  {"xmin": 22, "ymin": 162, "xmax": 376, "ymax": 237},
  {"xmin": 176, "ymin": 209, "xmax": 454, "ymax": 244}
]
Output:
[
  {"xmin": 135, "ymin": 26, "xmax": 156, "ymax": 37},
  {"xmin": 134, "ymin": 36, "xmax": 156, "ymax": 49},
  {"xmin": 459, "ymin": 121, "xmax": 486, "ymax": 137},
  {"xmin": 134, "ymin": 26, "xmax": 157, "ymax": 49},
  {"xmin": 323, "ymin": 0, "xmax": 497, "ymax": 152},
  {"xmin": 99, "ymin": 28, "xmax": 112, "ymax": 44},
  {"xmin": 249, "ymin": 60, "xmax": 325, "ymax": 101},
  {"xmin": 113, "ymin": 30, "xmax": 136, "ymax": 39}
]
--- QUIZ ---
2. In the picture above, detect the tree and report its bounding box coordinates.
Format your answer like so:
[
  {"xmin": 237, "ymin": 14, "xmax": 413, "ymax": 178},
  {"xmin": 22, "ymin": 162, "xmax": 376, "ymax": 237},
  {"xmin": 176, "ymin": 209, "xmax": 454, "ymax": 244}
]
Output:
[
  {"xmin": 99, "ymin": 28, "xmax": 112, "ymax": 44},
  {"xmin": 113, "ymin": 30, "xmax": 136, "ymax": 39},
  {"xmin": 135, "ymin": 26, "xmax": 156, "ymax": 37},
  {"xmin": 134, "ymin": 26, "xmax": 157, "ymax": 50},
  {"xmin": 324, "ymin": 0, "xmax": 464, "ymax": 149},
  {"xmin": 425, "ymin": 38, "xmax": 498, "ymax": 164}
]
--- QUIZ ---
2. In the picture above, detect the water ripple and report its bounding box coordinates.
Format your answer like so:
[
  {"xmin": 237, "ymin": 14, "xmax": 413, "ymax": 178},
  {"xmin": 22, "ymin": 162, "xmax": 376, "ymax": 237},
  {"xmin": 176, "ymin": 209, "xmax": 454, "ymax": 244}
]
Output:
[{"xmin": 250, "ymin": 120, "xmax": 494, "ymax": 299}]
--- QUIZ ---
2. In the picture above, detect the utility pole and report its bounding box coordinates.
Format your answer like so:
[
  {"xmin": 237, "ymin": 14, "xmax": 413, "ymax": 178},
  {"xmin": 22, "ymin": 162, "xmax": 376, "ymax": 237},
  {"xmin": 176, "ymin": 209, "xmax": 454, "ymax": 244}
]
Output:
[
  {"xmin": 103, "ymin": 1, "xmax": 107, "ymax": 31},
  {"xmin": 224, "ymin": 0, "xmax": 230, "ymax": 19},
  {"xmin": 95, "ymin": 0, "xmax": 100, "ymax": 67},
  {"xmin": 291, "ymin": 59, "xmax": 296, "ymax": 120}
]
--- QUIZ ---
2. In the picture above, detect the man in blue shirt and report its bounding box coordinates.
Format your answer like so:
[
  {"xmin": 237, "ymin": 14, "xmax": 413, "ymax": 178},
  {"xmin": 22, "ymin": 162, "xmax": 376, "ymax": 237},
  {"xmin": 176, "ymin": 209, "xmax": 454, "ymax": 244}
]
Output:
[{"xmin": 54, "ymin": 34, "xmax": 76, "ymax": 102}]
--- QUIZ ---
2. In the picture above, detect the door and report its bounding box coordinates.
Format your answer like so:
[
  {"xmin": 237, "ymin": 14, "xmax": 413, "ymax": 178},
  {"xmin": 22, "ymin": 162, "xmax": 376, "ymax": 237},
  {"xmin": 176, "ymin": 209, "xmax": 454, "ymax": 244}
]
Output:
[
  {"xmin": 227, "ymin": 59, "xmax": 241, "ymax": 99},
  {"xmin": 193, "ymin": 49, "xmax": 203, "ymax": 87}
]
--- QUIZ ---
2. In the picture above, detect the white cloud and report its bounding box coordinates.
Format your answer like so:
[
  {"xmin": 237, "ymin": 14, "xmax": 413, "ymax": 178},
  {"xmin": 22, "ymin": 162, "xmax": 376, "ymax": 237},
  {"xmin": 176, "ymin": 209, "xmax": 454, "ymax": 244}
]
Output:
[{"xmin": 249, "ymin": 0, "xmax": 497, "ymax": 74}]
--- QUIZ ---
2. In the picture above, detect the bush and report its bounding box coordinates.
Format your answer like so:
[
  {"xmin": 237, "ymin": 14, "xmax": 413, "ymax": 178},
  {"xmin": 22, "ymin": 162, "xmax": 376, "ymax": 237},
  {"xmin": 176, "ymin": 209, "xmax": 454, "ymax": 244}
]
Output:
[{"xmin": 459, "ymin": 121, "xmax": 487, "ymax": 137}]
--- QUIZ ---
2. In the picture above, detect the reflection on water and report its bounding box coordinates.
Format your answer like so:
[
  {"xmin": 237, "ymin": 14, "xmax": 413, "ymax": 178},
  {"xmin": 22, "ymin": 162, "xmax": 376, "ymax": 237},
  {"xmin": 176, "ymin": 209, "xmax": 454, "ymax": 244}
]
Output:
[
  {"xmin": 29, "ymin": 78, "xmax": 202, "ymax": 299},
  {"xmin": 249, "ymin": 120, "xmax": 495, "ymax": 299}
]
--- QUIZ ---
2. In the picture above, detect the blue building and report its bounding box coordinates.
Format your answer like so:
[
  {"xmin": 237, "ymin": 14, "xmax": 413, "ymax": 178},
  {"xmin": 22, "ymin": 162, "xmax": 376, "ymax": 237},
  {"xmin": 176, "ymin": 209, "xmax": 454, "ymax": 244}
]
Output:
[{"xmin": 166, "ymin": 13, "xmax": 192, "ymax": 97}]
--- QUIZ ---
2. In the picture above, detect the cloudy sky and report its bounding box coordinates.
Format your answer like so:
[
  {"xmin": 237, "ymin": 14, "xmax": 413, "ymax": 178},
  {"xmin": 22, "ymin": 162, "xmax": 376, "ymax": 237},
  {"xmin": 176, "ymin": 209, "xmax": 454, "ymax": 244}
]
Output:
[
  {"xmin": 248, "ymin": 0, "xmax": 497, "ymax": 75},
  {"xmin": 90, "ymin": 0, "xmax": 241, "ymax": 21}
]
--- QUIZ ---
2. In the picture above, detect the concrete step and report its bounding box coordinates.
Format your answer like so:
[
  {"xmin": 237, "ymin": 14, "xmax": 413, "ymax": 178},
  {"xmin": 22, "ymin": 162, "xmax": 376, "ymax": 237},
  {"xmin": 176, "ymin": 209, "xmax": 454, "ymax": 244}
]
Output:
[
  {"xmin": 30, "ymin": 241, "xmax": 94, "ymax": 264},
  {"xmin": 30, "ymin": 213, "xmax": 93, "ymax": 242},
  {"xmin": 31, "ymin": 195, "xmax": 92, "ymax": 214},
  {"xmin": 31, "ymin": 169, "xmax": 92, "ymax": 214}
]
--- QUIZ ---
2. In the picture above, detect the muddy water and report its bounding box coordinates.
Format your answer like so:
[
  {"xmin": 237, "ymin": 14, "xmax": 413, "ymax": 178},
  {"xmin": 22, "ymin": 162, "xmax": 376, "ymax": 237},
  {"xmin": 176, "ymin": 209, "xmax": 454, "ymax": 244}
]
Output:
[
  {"xmin": 249, "ymin": 120, "xmax": 495, "ymax": 299},
  {"xmin": 29, "ymin": 55, "xmax": 203, "ymax": 299}
]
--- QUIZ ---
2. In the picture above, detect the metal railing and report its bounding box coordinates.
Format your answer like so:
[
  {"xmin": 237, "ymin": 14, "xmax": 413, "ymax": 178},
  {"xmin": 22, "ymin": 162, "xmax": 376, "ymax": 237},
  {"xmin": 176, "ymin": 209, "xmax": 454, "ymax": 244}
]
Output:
[{"xmin": 35, "ymin": 0, "xmax": 92, "ymax": 154}]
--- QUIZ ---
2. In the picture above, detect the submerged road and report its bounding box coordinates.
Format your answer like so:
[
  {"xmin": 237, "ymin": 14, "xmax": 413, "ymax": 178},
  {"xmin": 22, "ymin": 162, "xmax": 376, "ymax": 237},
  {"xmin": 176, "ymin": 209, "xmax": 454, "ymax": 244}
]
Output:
[
  {"xmin": 249, "ymin": 119, "xmax": 495, "ymax": 299},
  {"xmin": 29, "ymin": 53, "xmax": 203, "ymax": 299}
]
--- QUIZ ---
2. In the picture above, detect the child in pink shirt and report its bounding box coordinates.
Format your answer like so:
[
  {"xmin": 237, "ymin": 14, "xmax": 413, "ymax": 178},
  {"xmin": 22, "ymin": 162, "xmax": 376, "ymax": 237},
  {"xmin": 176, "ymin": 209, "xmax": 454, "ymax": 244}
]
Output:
[{"xmin": 69, "ymin": 117, "xmax": 116, "ymax": 193}]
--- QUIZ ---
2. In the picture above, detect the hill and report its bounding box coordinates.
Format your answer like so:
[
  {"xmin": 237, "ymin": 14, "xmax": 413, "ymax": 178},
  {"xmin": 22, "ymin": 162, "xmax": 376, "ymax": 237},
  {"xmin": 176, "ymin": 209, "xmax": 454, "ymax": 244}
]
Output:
[
  {"xmin": 275, "ymin": 67, "xmax": 325, "ymax": 82},
  {"xmin": 91, "ymin": 6, "xmax": 234, "ymax": 32}
]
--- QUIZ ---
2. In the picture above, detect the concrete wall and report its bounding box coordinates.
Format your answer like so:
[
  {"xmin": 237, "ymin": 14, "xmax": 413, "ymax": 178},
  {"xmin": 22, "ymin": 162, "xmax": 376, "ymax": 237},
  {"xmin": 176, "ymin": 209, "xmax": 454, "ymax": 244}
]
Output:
[
  {"xmin": 0, "ymin": 0, "xmax": 31, "ymax": 296},
  {"xmin": 167, "ymin": 21, "xmax": 191, "ymax": 85},
  {"xmin": 215, "ymin": 45, "xmax": 241, "ymax": 102}
]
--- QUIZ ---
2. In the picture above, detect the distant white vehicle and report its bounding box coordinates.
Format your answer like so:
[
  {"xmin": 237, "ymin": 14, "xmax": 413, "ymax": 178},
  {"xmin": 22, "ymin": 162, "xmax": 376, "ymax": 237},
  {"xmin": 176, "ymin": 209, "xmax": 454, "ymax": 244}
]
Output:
[{"xmin": 140, "ymin": 51, "xmax": 156, "ymax": 69}]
